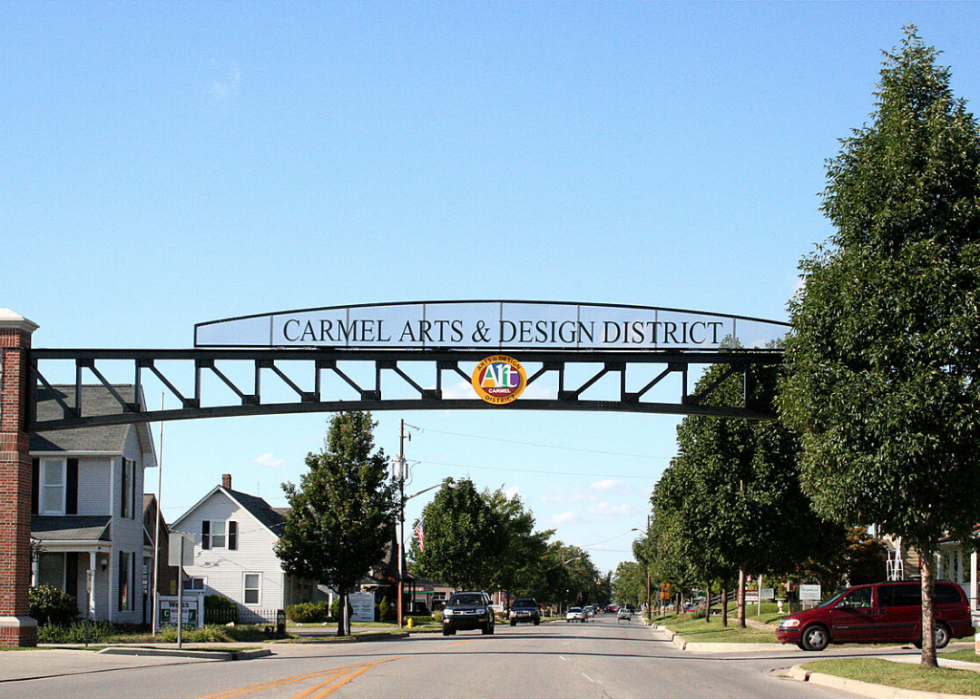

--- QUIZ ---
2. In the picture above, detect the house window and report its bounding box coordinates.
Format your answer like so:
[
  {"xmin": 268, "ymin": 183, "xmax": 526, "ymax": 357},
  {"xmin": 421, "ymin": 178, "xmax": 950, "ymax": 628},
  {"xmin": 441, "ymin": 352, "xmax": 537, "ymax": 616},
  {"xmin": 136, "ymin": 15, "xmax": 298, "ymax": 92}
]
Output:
[
  {"xmin": 243, "ymin": 573, "xmax": 260, "ymax": 605},
  {"xmin": 187, "ymin": 577, "xmax": 206, "ymax": 591},
  {"xmin": 38, "ymin": 552, "xmax": 65, "ymax": 588},
  {"xmin": 40, "ymin": 459, "xmax": 66, "ymax": 515},
  {"xmin": 121, "ymin": 459, "xmax": 135, "ymax": 518},
  {"xmin": 118, "ymin": 551, "xmax": 133, "ymax": 611},
  {"xmin": 202, "ymin": 521, "xmax": 238, "ymax": 550}
]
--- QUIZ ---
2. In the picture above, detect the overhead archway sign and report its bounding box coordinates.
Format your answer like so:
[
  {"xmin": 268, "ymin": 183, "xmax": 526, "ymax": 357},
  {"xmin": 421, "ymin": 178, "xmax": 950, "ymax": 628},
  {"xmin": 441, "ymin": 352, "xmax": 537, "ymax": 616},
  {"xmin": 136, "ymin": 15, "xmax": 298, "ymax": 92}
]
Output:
[{"xmin": 194, "ymin": 301, "xmax": 787, "ymax": 352}]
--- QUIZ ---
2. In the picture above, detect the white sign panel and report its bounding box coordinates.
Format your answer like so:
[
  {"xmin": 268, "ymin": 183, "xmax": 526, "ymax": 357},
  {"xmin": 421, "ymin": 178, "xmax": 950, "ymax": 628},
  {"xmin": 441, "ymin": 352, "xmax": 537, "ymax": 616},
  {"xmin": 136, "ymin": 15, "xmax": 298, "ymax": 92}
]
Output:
[
  {"xmin": 349, "ymin": 591, "xmax": 375, "ymax": 623},
  {"xmin": 760, "ymin": 588, "xmax": 775, "ymax": 600},
  {"xmin": 799, "ymin": 584, "xmax": 822, "ymax": 601},
  {"xmin": 168, "ymin": 532, "xmax": 194, "ymax": 567},
  {"xmin": 195, "ymin": 301, "xmax": 789, "ymax": 352}
]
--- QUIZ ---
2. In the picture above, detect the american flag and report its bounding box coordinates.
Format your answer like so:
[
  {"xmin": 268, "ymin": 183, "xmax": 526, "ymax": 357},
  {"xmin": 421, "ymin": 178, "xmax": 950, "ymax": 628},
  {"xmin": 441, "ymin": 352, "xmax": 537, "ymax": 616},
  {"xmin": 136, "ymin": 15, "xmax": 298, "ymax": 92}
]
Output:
[{"xmin": 413, "ymin": 519, "xmax": 425, "ymax": 552}]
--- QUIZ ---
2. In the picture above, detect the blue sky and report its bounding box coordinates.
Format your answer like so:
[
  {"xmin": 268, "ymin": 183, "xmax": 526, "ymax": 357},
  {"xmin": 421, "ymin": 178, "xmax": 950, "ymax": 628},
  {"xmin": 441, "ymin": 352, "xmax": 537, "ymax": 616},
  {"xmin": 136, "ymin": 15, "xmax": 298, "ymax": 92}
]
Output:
[{"xmin": 6, "ymin": 2, "xmax": 980, "ymax": 576}]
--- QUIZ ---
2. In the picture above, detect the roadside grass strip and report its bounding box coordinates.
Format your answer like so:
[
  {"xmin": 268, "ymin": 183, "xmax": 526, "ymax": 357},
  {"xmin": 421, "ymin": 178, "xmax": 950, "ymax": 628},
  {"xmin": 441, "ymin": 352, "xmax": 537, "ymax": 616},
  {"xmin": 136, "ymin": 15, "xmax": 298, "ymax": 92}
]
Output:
[
  {"xmin": 657, "ymin": 612, "xmax": 777, "ymax": 643},
  {"xmin": 194, "ymin": 655, "xmax": 406, "ymax": 699},
  {"xmin": 943, "ymin": 650, "xmax": 980, "ymax": 665},
  {"xmin": 802, "ymin": 658, "xmax": 980, "ymax": 696}
]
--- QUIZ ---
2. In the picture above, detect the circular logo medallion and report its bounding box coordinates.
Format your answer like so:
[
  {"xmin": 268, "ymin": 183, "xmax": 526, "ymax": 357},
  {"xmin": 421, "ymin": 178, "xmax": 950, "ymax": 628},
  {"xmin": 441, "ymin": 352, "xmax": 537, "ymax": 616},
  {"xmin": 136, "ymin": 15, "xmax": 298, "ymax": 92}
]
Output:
[{"xmin": 471, "ymin": 355, "xmax": 527, "ymax": 405}]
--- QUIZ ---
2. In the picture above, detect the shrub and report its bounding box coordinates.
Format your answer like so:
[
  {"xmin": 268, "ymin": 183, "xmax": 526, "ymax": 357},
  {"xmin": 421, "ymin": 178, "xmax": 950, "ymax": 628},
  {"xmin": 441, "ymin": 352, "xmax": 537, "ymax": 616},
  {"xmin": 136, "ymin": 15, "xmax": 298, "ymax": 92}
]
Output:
[
  {"xmin": 286, "ymin": 602, "xmax": 329, "ymax": 623},
  {"xmin": 203, "ymin": 594, "xmax": 238, "ymax": 625},
  {"xmin": 29, "ymin": 585, "xmax": 79, "ymax": 626}
]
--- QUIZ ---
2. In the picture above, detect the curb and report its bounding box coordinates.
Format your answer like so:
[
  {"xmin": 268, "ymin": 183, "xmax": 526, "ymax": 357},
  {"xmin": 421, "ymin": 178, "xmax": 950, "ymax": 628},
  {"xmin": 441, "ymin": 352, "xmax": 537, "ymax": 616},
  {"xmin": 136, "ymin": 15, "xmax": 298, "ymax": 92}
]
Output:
[
  {"xmin": 786, "ymin": 664, "xmax": 976, "ymax": 699},
  {"xmin": 652, "ymin": 625, "xmax": 789, "ymax": 653},
  {"xmin": 98, "ymin": 647, "xmax": 272, "ymax": 661}
]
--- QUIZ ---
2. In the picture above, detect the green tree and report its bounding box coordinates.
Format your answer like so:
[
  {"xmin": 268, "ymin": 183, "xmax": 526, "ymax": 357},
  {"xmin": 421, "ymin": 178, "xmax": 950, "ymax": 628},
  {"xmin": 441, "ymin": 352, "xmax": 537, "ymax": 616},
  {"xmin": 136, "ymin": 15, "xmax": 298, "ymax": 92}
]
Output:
[
  {"xmin": 485, "ymin": 488, "xmax": 554, "ymax": 605},
  {"xmin": 657, "ymin": 362, "xmax": 843, "ymax": 627},
  {"xmin": 410, "ymin": 478, "xmax": 508, "ymax": 590},
  {"xmin": 780, "ymin": 27, "xmax": 980, "ymax": 667},
  {"xmin": 612, "ymin": 561, "xmax": 646, "ymax": 608},
  {"xmin": 275, "ymin": 411, "xmax": 396, "ymax": 636}
]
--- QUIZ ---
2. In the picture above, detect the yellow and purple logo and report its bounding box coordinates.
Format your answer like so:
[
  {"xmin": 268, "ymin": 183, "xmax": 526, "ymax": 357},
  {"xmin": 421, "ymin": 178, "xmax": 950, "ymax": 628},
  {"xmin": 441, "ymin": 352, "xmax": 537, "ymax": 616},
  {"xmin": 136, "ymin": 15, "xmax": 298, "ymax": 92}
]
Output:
[{"xmin": 471, "ymin": 355, "xmax": 527, "ymax": 405}]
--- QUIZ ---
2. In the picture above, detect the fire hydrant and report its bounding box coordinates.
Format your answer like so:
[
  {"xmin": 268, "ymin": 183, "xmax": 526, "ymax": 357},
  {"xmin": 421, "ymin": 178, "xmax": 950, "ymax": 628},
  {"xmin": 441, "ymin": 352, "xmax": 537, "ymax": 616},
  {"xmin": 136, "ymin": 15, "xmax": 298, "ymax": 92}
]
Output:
[{"xmin": 407, "ymin": 618, "xmax": 414, "ymax": 629}]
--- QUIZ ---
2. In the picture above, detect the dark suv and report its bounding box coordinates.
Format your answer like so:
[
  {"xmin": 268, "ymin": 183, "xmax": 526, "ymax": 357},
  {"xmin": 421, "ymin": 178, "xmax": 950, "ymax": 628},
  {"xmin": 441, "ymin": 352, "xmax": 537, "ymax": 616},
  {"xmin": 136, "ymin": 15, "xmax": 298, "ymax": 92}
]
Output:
[
  {"xmin": 442, "ymin": 591, "xmax": 495, "ymax": 636},
  {"xmin": 509, "ymin": 598, "xmax": 541, "ymax": 626}
]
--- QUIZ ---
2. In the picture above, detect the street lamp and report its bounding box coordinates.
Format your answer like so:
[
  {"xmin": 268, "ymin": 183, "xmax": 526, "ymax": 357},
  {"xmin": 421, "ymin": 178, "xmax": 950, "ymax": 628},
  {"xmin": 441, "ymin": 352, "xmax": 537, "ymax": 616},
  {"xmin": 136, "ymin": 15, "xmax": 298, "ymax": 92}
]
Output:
[
  {"xmin": 560, "ymin": 552, "xmax": 581, "ymax": 615},
  {"xmin": 395, "ymin": 472, "xmax": 459, "ymax": 628}
]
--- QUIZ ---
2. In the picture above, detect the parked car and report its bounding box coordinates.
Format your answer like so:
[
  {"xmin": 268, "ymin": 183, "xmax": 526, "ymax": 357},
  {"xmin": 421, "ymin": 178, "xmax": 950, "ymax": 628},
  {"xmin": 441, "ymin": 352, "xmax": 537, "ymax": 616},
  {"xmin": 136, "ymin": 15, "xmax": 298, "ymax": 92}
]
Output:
[
  {"xmin": 566, "ymin": 607, "xmax": 587, "ymax": 623},
  {"xmin": 509, "ymin": 598, "xmax": 541, "ymax": 626},
  {"xmin": 442, "ymin": 591, "xmax": 495, "ymax": 636},
  {"xmin": 776, "ymin": 581, "xmax": 972, "ymax": 651}
]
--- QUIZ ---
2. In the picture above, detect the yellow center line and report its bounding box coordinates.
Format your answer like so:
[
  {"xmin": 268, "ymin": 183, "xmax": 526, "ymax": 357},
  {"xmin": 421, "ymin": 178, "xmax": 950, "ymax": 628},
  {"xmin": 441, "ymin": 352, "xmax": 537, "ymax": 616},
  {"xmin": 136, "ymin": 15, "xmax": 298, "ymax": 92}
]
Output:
[
  {"xmin": 293, "ymin": 656, "xmax": 407, "ymax": 699},
  {"xmin": 195, "ymin": 657, "xmax": 404, "ymax": 699}
]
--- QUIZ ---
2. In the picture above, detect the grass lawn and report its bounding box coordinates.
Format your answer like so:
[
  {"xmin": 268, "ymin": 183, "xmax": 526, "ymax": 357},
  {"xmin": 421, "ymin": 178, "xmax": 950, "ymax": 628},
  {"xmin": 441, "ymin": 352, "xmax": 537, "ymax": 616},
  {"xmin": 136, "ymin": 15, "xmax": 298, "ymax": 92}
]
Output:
[
  {"xmin": 803, "ymin": 658, "xmax": 980, "ymax": 696},
  {"xmin": 656, "ymin": 610, "xmax": 779, "ymax": 643}
]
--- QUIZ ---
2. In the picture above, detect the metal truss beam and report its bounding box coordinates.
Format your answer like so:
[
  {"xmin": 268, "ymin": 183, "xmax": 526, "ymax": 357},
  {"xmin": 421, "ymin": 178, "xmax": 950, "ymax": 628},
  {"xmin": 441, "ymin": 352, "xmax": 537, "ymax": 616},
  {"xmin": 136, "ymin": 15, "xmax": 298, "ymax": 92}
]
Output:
[{"xmin": 28, "ymin": 348, "xmax": 783, "ymax": 432}]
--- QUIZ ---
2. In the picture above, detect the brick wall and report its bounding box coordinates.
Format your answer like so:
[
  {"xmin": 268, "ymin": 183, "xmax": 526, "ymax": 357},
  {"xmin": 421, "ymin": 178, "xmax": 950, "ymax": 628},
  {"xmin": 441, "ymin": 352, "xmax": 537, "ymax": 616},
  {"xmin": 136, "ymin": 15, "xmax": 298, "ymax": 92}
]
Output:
[{"xmin": 0, "ymin": 321, "xmax": 38, "ymax": 646}]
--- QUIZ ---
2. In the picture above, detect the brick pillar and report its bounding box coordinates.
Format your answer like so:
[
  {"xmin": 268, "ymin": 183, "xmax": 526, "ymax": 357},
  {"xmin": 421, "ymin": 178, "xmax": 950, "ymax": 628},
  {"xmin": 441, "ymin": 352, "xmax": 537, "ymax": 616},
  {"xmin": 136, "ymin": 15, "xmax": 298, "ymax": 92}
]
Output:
[{"xmin": 0, "ymin": 310, "xmax": 39, "ymax": 647}]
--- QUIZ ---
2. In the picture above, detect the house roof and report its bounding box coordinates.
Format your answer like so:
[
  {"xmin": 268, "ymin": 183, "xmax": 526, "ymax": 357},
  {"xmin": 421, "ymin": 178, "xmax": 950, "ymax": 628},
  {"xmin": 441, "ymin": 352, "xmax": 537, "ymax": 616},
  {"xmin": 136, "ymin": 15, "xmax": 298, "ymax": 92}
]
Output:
[
  {"xmin": 30, "ymin": 385, "xmax": 156, "ymax": 464},
  {"xmin": 32, "ymin": 516, "xmax": 112, "ymax": 542},
  {"xmin": 172, "ymin": 485, "xmax": 285, "ymax": 536}
]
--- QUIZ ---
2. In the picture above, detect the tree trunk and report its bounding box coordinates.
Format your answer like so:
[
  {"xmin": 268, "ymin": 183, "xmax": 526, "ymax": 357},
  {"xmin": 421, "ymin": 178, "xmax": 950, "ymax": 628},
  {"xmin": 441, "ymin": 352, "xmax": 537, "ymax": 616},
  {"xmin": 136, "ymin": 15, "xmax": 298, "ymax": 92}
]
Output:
[
  {"xmin": 920, "ymin": 557, "xmax": 938, "ymax": 668},
  {"xmin": 705, "ymin": 581, "xmax": 712, "ymax": 623},
  {"xmin": 737, "ymin": 569, "xmax": 746, "ymax": 629},
  {"xmin": 337, "ymin": 592, "xmax": 348, "ymax": 637},
  {"xmin": 721, "ymin": 585, "xmax": 728, "ymax": 627}
]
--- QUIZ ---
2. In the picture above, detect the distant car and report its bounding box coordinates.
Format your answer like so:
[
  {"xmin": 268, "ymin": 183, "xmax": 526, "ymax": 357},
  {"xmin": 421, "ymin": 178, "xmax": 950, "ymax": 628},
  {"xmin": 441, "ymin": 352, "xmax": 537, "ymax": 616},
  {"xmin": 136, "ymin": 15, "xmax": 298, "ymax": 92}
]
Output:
[
  {"xmin": 442, "ymin": 591, "xmax": 495, "ymax": 636},
  {"xmin": 509, "ymin": 598, "xmax": 541, "ymax": 626},
  {"xmin": 605, "ymin": 604, "xmax": 619, "ymax": 613},
  {"xmin": 617, "ymin": 607, "xmax": 632, "ymax": 622},
  {"xmin": 566, "ymin": 607, "xmax": 587, "ymax": 623}
]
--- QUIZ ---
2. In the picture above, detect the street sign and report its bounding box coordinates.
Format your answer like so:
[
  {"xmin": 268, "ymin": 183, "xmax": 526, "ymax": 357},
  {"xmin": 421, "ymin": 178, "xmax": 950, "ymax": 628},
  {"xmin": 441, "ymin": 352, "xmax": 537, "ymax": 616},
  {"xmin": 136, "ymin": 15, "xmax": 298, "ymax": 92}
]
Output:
[{"xmin": 168, "ymin": 532, "xmax": 194, "ymax": 567}]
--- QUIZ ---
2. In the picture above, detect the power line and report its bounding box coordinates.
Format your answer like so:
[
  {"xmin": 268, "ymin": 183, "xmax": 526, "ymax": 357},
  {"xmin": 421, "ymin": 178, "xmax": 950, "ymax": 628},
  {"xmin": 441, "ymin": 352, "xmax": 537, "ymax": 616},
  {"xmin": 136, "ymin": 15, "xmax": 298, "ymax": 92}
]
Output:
[
  {"xmin": 411, "ymin": 425, "xmax": 671, "ymax": 461},
  {"xmin": 419, "ymin": 459, "xmax": 658, "ymax": 481}
]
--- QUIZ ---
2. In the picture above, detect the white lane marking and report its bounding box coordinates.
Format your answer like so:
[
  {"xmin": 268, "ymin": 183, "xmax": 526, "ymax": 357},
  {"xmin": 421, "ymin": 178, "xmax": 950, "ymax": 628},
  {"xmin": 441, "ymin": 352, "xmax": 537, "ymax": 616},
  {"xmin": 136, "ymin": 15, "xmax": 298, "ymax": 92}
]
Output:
[
  {"xmin": 582, "ymin": 673, "xmax": 595, "ymax": 683},
  {"xmin": 559, "ymin": 655, "xmax": 567, "ymax": 661}
]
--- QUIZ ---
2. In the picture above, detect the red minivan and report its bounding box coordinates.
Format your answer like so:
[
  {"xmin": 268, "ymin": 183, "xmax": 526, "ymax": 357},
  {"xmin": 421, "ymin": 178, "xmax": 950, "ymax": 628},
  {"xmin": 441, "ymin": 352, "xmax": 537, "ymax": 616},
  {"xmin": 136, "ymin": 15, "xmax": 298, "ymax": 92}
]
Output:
[{"xmin": 776, "ymin": 581, "xmax": 973, "ymax": 651}]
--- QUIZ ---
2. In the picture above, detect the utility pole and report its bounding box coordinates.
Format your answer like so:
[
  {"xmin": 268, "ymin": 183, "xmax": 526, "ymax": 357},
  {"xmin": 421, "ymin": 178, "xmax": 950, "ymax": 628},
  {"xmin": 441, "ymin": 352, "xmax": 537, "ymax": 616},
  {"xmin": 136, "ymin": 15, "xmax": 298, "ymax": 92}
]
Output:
[{"xmin": 397, "ymin": 419, "xmax": 407, "ymax": 629}]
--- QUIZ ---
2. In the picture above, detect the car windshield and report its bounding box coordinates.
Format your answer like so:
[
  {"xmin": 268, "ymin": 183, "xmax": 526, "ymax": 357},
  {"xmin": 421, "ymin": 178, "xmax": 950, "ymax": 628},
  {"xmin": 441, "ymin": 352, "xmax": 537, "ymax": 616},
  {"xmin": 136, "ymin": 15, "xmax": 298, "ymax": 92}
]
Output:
[
  {"xmin": 568, "ymin": 607, "xmax": 582, "ymax": 613},
  {"xmin": 514, "ymin": 599, "xmax": 536, "ymax": 608},
  {"xmin": 450, "ymin": 594, "xmax": 483, "ymax": 606},
  {"xmin": 816, "ymin": 589, "xmax": 849, "ymax": 609}
]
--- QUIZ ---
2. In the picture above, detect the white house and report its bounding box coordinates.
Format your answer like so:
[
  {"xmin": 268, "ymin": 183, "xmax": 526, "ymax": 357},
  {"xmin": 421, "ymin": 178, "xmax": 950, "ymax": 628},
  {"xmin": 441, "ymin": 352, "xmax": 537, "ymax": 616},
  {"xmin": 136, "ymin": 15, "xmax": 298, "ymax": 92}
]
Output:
[
  {"xmin": 171, "ymin": 474, "xmax": 326, "ymax": 622},
  {"xmin": 30, "ymin": 384, "xmax": 157, "ymax": 624}
]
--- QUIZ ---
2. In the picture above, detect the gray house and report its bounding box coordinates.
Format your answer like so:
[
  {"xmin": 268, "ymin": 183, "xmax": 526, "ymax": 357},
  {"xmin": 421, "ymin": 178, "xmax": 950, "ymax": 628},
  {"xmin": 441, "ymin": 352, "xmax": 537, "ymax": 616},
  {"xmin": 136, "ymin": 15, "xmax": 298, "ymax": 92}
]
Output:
[{"xmin": 30, "ymin": 385, "xmax": 157, "ymax": 624}]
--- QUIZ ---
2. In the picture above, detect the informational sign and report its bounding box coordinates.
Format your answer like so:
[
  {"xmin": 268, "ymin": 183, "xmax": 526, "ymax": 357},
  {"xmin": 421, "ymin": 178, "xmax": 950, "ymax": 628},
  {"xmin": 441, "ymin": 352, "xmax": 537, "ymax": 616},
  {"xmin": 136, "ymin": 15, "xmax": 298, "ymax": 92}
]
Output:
[
  {"xmin": 195, "ymin": 301, "xmax": 789, "ymax": 352},
  {"xmin": 760, "ymin": 588, "xmax": 775, "ymax": 600},
  {"xmin": 349, "ymin": 591, "xmax": 375, "ymax": 623},
  {"xmin": 158, "ymin": 596, "xmax": 201, "ymax": 628},
  {"xmin": 799, "ymin": 584, "xmax": 822, "ymax": 601},
  {"xmin": 169, "ymin": 532, "xmax": 194, "ymax": 566}
]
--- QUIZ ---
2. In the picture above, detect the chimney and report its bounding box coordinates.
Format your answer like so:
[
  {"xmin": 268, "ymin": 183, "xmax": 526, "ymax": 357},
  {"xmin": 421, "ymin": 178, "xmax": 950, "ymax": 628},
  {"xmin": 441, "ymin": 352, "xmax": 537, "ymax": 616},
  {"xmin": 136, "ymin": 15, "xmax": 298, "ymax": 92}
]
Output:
[{"xmin": 222, "ymin": 474, "xmax": 232, "ymax": 490}]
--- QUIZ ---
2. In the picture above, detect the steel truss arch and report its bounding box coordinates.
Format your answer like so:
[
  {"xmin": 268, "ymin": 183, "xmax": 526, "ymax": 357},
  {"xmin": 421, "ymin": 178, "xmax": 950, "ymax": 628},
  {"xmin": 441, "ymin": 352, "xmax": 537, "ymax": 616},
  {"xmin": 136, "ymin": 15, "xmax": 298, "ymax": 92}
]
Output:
[{"xmin": 28, "ymin": 347, "xmax": 783, "ymax": 432}]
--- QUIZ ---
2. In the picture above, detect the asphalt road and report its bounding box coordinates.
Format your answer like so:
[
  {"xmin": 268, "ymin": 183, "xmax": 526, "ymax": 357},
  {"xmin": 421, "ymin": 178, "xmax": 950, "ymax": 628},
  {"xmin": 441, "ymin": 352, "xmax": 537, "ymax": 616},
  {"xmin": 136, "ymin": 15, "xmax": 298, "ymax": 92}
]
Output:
[{"xmin": 1, "ymin": 616, "xmax": 899, "ymax": 698}]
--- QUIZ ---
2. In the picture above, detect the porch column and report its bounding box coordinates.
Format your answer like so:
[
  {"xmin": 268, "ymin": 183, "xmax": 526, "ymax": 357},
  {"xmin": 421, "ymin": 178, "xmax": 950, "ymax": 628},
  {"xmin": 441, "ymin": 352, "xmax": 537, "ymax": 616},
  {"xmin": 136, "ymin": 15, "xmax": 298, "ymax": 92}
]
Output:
[
  {"xmin": 971, "ymin": 552, "xmax": 978, "ymax": 610},
  {"xmin": 0, "ymin": 310, "xmax": 39, "ymax": 647}
]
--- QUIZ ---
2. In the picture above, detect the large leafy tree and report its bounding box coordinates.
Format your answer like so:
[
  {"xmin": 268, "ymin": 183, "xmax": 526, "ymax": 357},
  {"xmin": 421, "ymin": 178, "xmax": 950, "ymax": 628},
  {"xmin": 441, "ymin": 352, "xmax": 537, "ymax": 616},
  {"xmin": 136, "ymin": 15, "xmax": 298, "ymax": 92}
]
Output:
[
  {"xmin": 275, "ymin": 411, "xmax": 396, "ymax": 636},
  {"xmin": 485, "ymin": 488, "xmax": 554, "ymax": 605},
  {"xmin": 410, "ymin": 478, "xmax": 508, "ymax": 590},
  {"xmin": 780, "ymin": 27, "xmax": 980, "ymax": 667}
]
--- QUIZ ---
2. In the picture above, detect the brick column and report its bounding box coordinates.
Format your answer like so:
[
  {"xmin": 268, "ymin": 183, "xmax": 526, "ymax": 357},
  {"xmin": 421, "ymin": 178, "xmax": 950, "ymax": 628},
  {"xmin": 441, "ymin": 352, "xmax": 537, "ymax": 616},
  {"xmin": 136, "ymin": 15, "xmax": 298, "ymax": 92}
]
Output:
[{"xmin": 0, "ymin": 310, "xmax": 39, "ymax": 647}]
